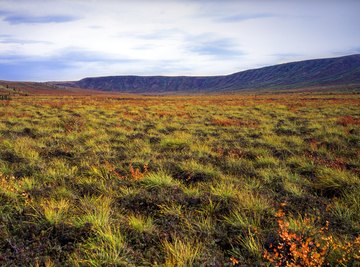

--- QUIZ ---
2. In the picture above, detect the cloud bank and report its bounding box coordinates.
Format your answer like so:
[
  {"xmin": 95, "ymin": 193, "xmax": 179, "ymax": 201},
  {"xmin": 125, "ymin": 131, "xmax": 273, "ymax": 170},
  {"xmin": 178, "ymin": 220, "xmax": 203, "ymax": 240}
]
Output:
[{"xmin": 0, "ymin": 0, "xmax": 359, "ymax": 81}]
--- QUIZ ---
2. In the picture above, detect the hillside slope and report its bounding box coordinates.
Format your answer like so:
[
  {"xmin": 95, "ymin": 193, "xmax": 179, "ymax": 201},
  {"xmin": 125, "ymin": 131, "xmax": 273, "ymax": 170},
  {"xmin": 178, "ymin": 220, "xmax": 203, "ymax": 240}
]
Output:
[
  {"xmin": 57, "ymin": 54, "xmax": 360, "ymax": 93},
  {"xmin": 0, "ymin": 81, "xmax": 111, "ymax": 95}
]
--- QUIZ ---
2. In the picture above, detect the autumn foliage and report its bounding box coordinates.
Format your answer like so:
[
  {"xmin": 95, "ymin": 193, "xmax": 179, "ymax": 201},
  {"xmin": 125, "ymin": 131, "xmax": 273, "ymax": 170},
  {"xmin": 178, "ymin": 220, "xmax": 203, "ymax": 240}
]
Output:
[
  {"xmin": 129, "ymin": 163, "xmax": 148, "ymax": 181},
  {"xmin": 264, "ymin": 209, "xmax": 330, "ymax": 266},
  {"xmin": 264, "ymin": 208, "xmax": 360, "ymax": 266},
  {"xmin": 337, "ymin": 115, "xmax": 360, "ymax": 126}
]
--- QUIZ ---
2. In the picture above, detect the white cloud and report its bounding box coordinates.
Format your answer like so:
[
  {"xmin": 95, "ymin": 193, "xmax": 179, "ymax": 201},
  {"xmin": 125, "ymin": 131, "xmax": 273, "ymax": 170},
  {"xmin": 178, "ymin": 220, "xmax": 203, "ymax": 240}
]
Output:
[{"xmin": 0, "ymin": 0, "xmax": 359, "ymax": 81}]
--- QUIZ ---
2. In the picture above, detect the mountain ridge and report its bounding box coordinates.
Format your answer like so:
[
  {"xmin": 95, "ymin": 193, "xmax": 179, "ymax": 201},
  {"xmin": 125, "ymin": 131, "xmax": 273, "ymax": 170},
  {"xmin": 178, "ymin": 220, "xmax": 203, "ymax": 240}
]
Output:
[{"xmin": 54, "ymin": 54, "xmax": 360, "ymax": 93}]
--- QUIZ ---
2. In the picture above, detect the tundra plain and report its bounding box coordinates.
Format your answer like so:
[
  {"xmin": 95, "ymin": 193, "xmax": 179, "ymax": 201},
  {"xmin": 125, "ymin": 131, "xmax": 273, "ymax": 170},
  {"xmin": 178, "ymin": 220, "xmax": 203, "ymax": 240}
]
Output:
[{"xmin": 0, "ymin": 93, "xmax": 359, "ymax": 266}]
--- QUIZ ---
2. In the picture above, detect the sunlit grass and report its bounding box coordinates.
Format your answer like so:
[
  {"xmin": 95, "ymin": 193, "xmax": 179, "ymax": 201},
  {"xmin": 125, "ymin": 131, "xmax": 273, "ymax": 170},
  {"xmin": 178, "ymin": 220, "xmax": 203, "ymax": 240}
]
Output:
[
  {"xmin": 128, "ymin": 214, "xmax": 155, "ymax": 233},
  {"xmin": 162, "ymin": 237, "xmax": 203, "ymax": 266},
  {"xmin": 141, "ymin": 171, "xmax": 179, "ymax": 188},
  {"xmin": 0, "ymin": 93, "xmax": 359, "ymax": 266},
  {"xmin": 40, "ymin": 198, "xmax": 70, "ymax": 225}
]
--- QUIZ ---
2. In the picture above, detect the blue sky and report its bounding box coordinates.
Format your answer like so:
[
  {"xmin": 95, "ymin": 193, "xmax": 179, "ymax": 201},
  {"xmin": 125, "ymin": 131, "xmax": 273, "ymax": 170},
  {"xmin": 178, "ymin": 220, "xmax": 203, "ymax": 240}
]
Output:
[{"xmin": 0, "ymin": 0, "xmax": 359, "ymax": 81}]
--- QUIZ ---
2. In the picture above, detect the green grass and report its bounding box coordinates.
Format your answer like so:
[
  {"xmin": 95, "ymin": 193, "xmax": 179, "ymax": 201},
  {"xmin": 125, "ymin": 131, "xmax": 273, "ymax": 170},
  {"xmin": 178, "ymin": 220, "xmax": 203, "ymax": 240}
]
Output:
[
  {"xmin": 162, "ymin": 237, "xmax": 203, "ymax": 266},
  {"xmin": 41, "ymin": 198, "xmax": 70, "ymax": 225},
  {"xmin": 128, "ymin": 214, "xmax": 155, "ymax": 233},
  {"xmin": 141, "ymin": 171, "xmax": 179, "ymax": 188},
  {"xmin": 0, "ymin": 93, "xmax": 359, "ymax": 266}
]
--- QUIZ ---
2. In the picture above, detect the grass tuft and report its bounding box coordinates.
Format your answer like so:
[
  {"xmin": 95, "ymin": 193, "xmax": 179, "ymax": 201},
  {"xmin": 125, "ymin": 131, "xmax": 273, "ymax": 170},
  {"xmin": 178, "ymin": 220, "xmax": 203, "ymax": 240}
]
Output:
[
  {"xmin": 162, "ymin": 237, "xmax": 203, "ymax": 266},
  {"xmin": 141, "ymin": 171, "xmax": 179, "ymax": 188},
  {"xmin": 128, "ymin": 214, "xmax": 155, "ymax": 233}
]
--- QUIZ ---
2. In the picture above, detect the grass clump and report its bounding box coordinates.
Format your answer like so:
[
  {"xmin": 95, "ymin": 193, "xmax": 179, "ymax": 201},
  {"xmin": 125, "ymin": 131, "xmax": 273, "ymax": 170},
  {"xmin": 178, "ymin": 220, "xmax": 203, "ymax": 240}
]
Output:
[
  {"xmin": 71, "ymin": 226, "xmax": 128, "ymax": 266},
  {"xmin": 230, "ymin": 229, "xmax": 263, "ymax": 262},
  {"xmin": 141, "ymin": 171, "xmax": 179, "ymax": 188},
  {"xmin": 162, "ymin": 237, "xmax": 203, "ymax": 266},
  {"xmin": 40, "ymin": 198, "xmax": 70, "ymax": 225},
  {"xmin": 176, "ymin": 160, "xmax": 221, "ymax": 184},
  {"xmin": 128, "ymin": 214, "xmax": 155, "ymax": 233},
  {"xmin": 77, "ymin": 196, "xmax": 112, "ymax": 229},
  {"xmin": 312, "ymin": 167, "xmax": 359, "ymax": 197},
  {"xmin": 224, "ymin": 210, "xmax": 262, "ymax": 230},
  {"xmin": 160, "ymin": 137, "xmax": 190, "ymax": 151}
]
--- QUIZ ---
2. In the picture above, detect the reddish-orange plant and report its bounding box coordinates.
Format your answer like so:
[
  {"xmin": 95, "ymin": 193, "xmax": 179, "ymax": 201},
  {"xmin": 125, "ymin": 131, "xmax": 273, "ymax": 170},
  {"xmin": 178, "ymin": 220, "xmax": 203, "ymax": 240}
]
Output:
[
  {"xmin": 104, "ymin": 161, "xmax": 125, "ymax": 180},
  {"xmin": 337, "ymin": 116, "xmax": 360, "ymax": 126},
  {"xmin": 129, "ymin": 163, "xmax": 148, "ymax": 181},
  {"xmin": 264, "ymin": 209, "xmax": 331, "ymax": 267}
]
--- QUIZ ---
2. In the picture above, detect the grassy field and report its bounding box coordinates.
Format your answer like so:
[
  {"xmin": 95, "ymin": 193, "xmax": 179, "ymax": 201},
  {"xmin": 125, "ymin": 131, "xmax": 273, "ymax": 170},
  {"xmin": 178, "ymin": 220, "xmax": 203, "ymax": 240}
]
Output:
[{"xmin": 0, "ymin": 93, "xmax": 359, "ymax": 266}]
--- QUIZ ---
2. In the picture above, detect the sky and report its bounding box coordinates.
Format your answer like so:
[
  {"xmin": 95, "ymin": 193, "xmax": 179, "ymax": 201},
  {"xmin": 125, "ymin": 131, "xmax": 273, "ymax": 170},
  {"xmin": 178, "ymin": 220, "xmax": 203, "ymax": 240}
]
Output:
[{"xmin": 0, "ymin": 0, "xmax": 359, "ymax": 81}]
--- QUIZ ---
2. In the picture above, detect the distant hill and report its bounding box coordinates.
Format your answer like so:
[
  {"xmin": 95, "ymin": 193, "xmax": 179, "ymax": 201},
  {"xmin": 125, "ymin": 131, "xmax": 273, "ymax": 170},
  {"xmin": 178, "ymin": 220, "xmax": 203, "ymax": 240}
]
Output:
[
  {"xmin": 55, "ymin": 54, "xmax": 360, "ymax": 93},
  {"xmin": 0, "ymin": 81, "xmax": 108, "ymax": 95}
]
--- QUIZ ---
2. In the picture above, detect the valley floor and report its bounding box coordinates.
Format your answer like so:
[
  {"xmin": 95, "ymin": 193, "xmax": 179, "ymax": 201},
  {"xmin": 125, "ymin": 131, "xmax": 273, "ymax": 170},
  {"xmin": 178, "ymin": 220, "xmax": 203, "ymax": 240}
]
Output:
[{"xmin": 0, "ymin": 93, "xmax": 359, "ymax": 266}]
